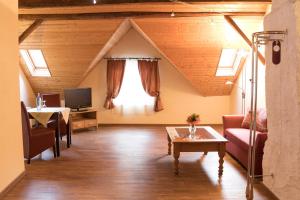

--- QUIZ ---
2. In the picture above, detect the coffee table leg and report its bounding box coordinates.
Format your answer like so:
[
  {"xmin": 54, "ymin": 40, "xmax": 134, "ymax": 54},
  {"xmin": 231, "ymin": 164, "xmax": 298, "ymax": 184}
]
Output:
[
  {"xmin": 167, "ymin": 135, "xmax": 171, "ymax": 155},
  {"xmin": 173, "ymin": 151, "xmax": 180, "ymax": 175},
  {"xmin": 218, "ymin": 144, "xmax": 225, "ymax": 176},
  {"xmin": 204, "ymin": 151, "xmax": 208, "ymax": 155}
]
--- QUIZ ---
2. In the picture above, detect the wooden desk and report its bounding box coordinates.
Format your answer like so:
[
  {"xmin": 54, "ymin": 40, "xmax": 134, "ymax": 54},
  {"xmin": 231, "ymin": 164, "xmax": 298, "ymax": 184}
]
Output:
[{"xmin": 166, "ymin": 126, "xmax": 228, "ymax": 176}]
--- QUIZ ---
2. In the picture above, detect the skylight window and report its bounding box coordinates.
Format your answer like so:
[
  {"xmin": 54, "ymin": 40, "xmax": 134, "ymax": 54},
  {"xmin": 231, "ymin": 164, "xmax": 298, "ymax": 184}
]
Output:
[
  {"xmin": 20, "ymin": 49, "xmax": 51, "ymax": 77},
  {"xmin": 218, "ymin": 49, "xmax": 237, "ymax": 68},
  {"xmin": 216, "ymin": 48, "xmax": 247, "ymax": 77}
]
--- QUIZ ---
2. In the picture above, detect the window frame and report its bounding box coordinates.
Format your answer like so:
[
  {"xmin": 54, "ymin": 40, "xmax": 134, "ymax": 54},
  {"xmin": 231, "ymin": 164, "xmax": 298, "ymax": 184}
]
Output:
[
  {"xmin": 215, "ymin": 48, "xmax": 247, "ymax": 77},
  {"xmin": 20, "ymin": 49, "xmax": 51, "ymax": 77}
]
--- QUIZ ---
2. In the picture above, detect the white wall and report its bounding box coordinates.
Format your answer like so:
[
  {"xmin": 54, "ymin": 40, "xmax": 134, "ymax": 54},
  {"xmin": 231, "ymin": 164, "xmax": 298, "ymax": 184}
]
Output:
[
  {"xmin": 19, "ymin": 69, "xmax": 35, "ymax": 107},
  {"xmin": 263, "ymin": 0, "xmax": 300, "ymax": 199},
  {"xmin": 80, "ymin": 29, "xmax": 230, "ymax": 124},
  {"xmin": 0, "ymin": 0, "xmax": 25, "ymax": 193},
  {"xmin": 230, "ymin": 55, "xmax": 266, "ymax": 114}
]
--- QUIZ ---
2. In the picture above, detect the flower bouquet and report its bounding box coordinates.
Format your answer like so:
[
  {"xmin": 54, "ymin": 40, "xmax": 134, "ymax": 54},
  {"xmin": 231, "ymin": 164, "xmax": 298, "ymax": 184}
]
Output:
[
  {"xmin": 187, "ymin": 113, "xmax": 200, "ymax": 125},
  {"xmin": 186, "ymin": 113, "xmax": 200, "ymax": 139}
]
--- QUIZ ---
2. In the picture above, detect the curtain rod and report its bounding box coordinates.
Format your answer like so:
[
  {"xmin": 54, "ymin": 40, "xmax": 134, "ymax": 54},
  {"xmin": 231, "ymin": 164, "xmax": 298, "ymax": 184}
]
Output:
[{"xmin": 104, "ymin": 57, "xmax": 161, "ymax": 60}]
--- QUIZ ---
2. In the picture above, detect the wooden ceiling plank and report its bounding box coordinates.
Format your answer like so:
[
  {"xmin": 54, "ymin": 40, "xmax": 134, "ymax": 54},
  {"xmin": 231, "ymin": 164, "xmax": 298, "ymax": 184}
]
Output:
[
  {"xmin": 19, "ymin": 19, "xmax": 43, "ymax": 44},
  {"xmin": 224, "ymin": 15, "xmax": 265, "ymax": 65}
]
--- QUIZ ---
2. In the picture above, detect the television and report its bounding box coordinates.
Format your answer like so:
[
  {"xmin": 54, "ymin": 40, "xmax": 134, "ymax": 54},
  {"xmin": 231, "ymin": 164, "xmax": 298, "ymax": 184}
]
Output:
[{"xmin": 64, "ymin": 88, "xmax": 92, "ymax": 111}]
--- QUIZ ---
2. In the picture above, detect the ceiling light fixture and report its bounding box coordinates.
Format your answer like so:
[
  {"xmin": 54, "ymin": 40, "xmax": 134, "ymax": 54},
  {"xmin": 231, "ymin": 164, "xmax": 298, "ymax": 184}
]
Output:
[
  {"xmin": 225, "ymin": 80, "xmax": 234, "ymax": 85},
  {"xmin": 93, "ymin": 0, "xmax": 97, "ymax": 5},
  {"xmin": 171, "ymin": 11, "xmax": 175, "ymax": 17}
]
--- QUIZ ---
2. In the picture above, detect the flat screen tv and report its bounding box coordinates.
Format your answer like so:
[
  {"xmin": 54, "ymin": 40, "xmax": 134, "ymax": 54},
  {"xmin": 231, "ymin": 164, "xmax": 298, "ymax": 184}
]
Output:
[{"xmin": 64, "ymin": 88, "xmax": 92, "ymax": 111}]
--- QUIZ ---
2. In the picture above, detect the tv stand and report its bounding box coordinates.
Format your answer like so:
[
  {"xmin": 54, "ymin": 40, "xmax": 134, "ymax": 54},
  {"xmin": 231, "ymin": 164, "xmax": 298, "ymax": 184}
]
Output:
[
  {"xmin": 72, "ymin": 108, "xmax": 89, "ymax": 112},
  {"xmin": 70, "ymin": 109, "xmax": 98, "ymax": 131}
]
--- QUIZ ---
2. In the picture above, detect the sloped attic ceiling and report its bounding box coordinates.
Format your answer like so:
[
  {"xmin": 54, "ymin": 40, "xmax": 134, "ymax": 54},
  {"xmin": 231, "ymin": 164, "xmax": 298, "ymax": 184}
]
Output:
[
  {"xmin": 18, "ymin": 1, "xmax": 266, "ymax": 96},
  {"xmin": 19, "ymin": 19, "xmax": 124, "ymax": 94},
  {"xmin": 134, "ymin": 16, "xmax": 263, "ymax": 96}
]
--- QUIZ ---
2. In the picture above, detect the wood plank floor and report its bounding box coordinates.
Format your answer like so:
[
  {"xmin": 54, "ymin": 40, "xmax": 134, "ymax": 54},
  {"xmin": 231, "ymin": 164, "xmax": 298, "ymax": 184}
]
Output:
[{"xmin": 3, "ymin": 125, "xmax": 276, "ymax": 200}]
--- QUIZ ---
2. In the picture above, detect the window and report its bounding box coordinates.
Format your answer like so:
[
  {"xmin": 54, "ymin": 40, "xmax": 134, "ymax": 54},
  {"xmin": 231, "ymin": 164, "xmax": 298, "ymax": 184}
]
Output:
[
  {"xmin": 20, "ymin": 49, "xmax": 51, "ymax": 77},
  {"xmin": 216, "ymin": 48, "xmax": 247, "ymax": 77},
  {"xmin": 114, "ymin": 59, "xmax": 154, "ymax": 114}
]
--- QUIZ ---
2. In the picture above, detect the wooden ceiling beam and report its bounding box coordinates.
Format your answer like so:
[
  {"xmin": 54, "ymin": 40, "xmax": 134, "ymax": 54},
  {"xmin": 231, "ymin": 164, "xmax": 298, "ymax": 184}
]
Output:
[
  {"xmin": 19, "ymin": 1, "xmax": 272, "ymax": 8},
  {"xmin": 78, "ymin": 19, "xmax": 132, "ymax": 85},
  {"xmin": 19, "ymin": 19, "xmax": 43, "ymax": 44},
  {"xmin": 19, "ymin": 11, "xmax": 266, "ymax": 20},
  {"xmin": 19, "ymin": 2, "xmax": 270, "ymax": 15},
  {"xmin": 224, "ymin": 15, "xmax": 265, "ymax": 65}
]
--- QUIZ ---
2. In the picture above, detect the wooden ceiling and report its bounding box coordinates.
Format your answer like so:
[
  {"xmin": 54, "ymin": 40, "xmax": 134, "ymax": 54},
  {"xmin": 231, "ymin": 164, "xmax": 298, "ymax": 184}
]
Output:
[
  {"xmin": 134, "ymin": 16, "xmax": 263, "ymax": 96},
  {"xmin": 19, "ymin": 1, "xmax": 268, "ymax": 96},
  {"xmin": 19, "ymin": 19, "xmax": 123, "ymax": 94}
]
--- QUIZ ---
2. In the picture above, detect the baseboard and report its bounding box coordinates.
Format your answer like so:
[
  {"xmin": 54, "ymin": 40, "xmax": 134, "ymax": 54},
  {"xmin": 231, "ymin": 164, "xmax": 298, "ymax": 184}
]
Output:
[
  {"xmin": 0, "ymin": 171, "xmax": 25, "ymax": 199},
  {"xmin": 260, "ymin": 182, "xmax": 280, "ymax": 200}
]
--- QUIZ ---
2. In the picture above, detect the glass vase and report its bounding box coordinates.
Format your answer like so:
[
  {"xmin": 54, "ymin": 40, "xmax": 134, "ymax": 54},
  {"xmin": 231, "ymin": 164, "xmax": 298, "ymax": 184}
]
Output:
[{"xmin": 189, "ymin": 124, "xmax": 196, "ymax": 139}]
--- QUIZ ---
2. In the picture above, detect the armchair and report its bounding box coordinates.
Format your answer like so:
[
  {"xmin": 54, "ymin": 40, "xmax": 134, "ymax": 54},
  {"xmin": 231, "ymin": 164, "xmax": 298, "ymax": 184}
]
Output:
[{"xmin": 21, "ymin": 101, "xmax": 56, "ymax": 164}]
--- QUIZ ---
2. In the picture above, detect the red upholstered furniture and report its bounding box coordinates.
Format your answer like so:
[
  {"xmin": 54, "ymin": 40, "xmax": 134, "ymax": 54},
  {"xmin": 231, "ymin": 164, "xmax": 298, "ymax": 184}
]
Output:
[
  {"xmin": 222, "ymin": 115, "xmax": 268, "ymax": 175},
  {"xmin": 21, "ymin": 101, "xmax": 56, "ymax": 164},
  {"xmin": 41, "ymin": 93, "xmax": 60, "ymax": 107},
  {"xmin": 42, "ymin": 93, "xmax": 71, "ymax": 147}
]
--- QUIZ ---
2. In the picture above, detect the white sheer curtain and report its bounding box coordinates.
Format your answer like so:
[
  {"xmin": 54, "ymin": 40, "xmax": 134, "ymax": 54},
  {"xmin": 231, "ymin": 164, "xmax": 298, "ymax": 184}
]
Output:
[{"xmin": 114, "ymin": 59, "xmax": 154, "ymax": 115}]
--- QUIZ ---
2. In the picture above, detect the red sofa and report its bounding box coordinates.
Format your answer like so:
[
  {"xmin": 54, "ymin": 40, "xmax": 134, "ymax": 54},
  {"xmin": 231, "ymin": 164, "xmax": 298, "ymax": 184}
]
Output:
[{"xmin": 222, "ymin": 115, "xmax": 268, "ymax": 175}]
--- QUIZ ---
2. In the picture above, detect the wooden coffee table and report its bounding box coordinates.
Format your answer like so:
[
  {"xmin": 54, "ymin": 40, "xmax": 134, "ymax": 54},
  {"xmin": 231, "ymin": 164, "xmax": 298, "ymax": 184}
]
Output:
[{"xmin": 166, "ymin": 126, "xmax": 228, "ymax": 176}]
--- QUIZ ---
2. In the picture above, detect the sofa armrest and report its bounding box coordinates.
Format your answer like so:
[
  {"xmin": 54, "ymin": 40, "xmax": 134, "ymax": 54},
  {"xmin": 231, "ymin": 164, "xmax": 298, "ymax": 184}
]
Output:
[
  {"xmin": 255, "ymin": 132, "xmax": 268, "ymax": 154},
  {"xmin": 222, "ymin": 115, "xmax": 244, "ymax": 131}
]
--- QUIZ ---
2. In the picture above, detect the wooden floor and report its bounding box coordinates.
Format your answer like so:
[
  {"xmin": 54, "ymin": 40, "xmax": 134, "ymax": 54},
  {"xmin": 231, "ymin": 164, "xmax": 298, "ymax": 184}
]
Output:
[{"xmin": 3, "ymin": 125, "xmax": 276, "ymax": 200}]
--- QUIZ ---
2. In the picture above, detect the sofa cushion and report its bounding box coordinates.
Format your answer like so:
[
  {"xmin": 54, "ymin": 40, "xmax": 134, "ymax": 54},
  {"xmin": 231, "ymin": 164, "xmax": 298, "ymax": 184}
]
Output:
[
  {"xmin": 225, "ymin": 128, "xmax": 263, "ymax": 152},
  {"xmin": 256, "ymin": 109, "xmax": 268, "ymax": 132},
  {"xmin": 241, "ymin": 109, "xmax": 268, "ymax": 132},
  {"xmin": 241, "ymin": 112, "xmax": 251, "ymax": 129}
]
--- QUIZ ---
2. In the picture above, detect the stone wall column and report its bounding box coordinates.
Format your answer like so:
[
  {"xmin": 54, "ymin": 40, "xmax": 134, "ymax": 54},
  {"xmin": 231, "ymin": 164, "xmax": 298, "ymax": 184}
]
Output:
[{"xmin": 263, "ymin": 1, "xmax": 300, "ymax": 199}]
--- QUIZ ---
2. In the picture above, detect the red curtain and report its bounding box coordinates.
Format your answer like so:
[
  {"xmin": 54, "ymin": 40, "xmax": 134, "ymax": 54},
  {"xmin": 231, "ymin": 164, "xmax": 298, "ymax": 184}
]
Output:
[
  {"xmin": 103, "ymin": 60, "xmax": 126, "ymax": 109},
  {"xmin": 138, "ymin": 60, "xmax": 163, "ymax": 112}
]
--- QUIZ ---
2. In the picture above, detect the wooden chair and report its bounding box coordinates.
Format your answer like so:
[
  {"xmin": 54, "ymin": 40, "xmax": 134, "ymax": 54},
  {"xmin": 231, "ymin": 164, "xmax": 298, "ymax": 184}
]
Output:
[
  {"xmin": 42, "ymin": 93, "xmax": 72, "ymax": 147},
  {"xmin": 21, "ymin": 101, "xmax": 56, "ymax": 164},
  {"xmin": 41, "ymin": 93, "xmax": 60, "ymax": 107}
]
